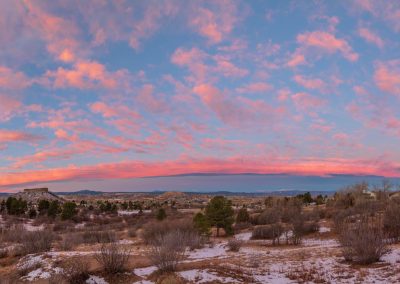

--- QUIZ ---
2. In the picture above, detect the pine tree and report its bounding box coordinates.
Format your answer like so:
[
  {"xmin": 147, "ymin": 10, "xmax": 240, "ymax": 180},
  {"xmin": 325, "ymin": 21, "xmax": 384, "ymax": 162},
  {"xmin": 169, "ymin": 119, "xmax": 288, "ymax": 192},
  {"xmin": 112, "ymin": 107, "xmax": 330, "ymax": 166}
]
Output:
[
  {"xmin": 193, "ymin": 212, "xmax": 211, "ymax": 236},
  {"xmin": 236, "ymin": 207, "xmax": 250, "ymax": 223},
  {"xmin": 205, "ymin": 196, "xmax": 234, "ymax": 236}
]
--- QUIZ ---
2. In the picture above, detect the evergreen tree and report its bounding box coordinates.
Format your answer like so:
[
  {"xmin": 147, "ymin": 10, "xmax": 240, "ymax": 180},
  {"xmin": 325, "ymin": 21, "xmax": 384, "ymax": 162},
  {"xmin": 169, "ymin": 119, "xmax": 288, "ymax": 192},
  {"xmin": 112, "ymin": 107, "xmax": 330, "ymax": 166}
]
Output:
[
  {"xmin": 61, "ymin": 202, "xmax": 77, "ymax": 220},
  {"xmin": 48, "ymin": 200, "xmax": 60, "ymax": 218},
  {"xmin": 38, "ymin": 199, "xmax": 50, "ymax": 215},
  {"xmin": 205, "ymin": 196, "xmax": 234, "ymax": 236},
  {"xmin": 5, "ymin": 197, "xmax": 27, "ymax": 215},
  {"xmin": 236, "ymin": 207, "xmax": 250, "ymax": 223},
  {"xmin": 193, "ymin": 212, "xmax": 211, "ymax": 236}
]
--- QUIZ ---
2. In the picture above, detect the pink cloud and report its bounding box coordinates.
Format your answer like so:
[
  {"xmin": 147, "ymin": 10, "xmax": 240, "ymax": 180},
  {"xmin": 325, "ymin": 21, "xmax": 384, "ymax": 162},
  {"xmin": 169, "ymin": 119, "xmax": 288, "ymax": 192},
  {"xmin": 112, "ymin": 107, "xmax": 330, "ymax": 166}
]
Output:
[
  {"xmin": 193, "ymin": 84, "xmax": 284, "ymax": 127},
  {"xmin": 354, "ymin": 0, "xmax": 400, "ymax": 33},
  {"xmin": 292, "ymin": 92, "xmax": 326, "ymax": 115},
  {"xmin": 287, "ymin": 53, "xmax": 306, "ymax": 67},
  {"xmin": 0, "ymin": 129, "xmax": 43, "ymax": 150},
  {"xmin": 0, "ymin": 66, "xmax": 31, "ymax": 89},
  {"xmin": 137, "ymin": 84, "xmax": 170, "ymax": 113},
  {"xmin": 189, "ymin": 1, "xmax": 240, "ymax": 44},
  {"xmin": 278, "ymin": 89, "xmax": 291, "ymax": 102},
  {"xmin": 297, "ymin": 31, "xmax": 359, "ymax": 61},
  {"xmin": 2, "ymin": 156, "xmax": 400, "ymax": 187},
  {"xmin": 171, "ymin": 47, "xmax": 249, "ymax": 84},
  {"xmin": 236, "ymin": 82, "xmax": 272, "ymax": 94},
  {"xmin": 374, "ymin": 60, "xmax": 400, "ymax": 95},
  {"xmin": 0, "ymin": 94, "xmax": 22, "ymax": 122},
  {"xmin": 22, "ymin": 1, "xmax": 82, "ymax": 62},
  {"xmin": 293, "ymin": 75, "xmax": 325, "ymax": 91},
  {"xmin": 213, "ymin": 56, "xmax": 249, "ymax": 77},
  {"xmin": 358, "ymin": 27, "xmax": 384, "ymax": 48},
  {"xmin": 44, "ymin": 60, "xmax": 127, "ymax": 89}
]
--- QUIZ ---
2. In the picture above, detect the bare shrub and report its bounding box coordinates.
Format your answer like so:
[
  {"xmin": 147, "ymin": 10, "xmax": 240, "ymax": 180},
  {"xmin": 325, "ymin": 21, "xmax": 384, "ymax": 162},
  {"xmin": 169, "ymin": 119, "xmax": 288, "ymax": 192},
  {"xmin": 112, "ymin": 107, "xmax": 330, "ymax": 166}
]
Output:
[
  {"xmin": 82, "ymin": 230, "xmax": 116, "ymax": 244},
  {"xmin": 94, "ymin": 242, "xmax": 130, "ymax": 274},
  {"xmin": 257, "ymin": 208, "xmax": 281, "ymax": 225},
  {"xmin": 148, "ymin": 231, "xmax": 186, "ymax": 272},
  {"xmin": 383, "ymin": 201, "xmax": 400, "ymax": 241},
  {"xmin": 227, "ymin": 238, "xmax": 243, "ymax": 252},
  {"xmin": 60, "ymin": 233, "xmax": 83, "ymax": 251},
  {"xmin": 291, "ymin": 215, "xmax": 305, "ymax": 245},
  {"xmin": 21, "ymin": 230, "xmax": 54, "ymax": 254},
  {"xmin": 338, "ymin": 216, "xmax": 389, "ymax": 264},
  {"xmin": 142, "ymin": 219, "xmax": 203, "ymax": 249},
  {"xmin": 0, "ymin": 224, "xmax": 26, "ymax": 243},
  {"xmin": 251, "ymin": 224, "xmax": 283, "ymax": 245},
  {"xmin": 61, "ymin": 258, "xmax": 89, "ymax": 284}
]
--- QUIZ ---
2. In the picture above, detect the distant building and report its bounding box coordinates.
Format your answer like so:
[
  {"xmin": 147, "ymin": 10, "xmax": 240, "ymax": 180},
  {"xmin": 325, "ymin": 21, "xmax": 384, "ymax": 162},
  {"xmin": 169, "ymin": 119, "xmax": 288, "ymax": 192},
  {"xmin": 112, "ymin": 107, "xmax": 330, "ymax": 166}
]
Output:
[{"xmin": 23, "ymin": 188, "xmax": 49, "ymax": 193}]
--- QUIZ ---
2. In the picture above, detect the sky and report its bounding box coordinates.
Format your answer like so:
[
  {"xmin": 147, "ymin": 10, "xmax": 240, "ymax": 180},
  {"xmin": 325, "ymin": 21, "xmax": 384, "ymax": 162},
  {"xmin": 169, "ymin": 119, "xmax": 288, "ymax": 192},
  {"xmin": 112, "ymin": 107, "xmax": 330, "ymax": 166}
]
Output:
[{"xmin": 1, "ymin": 0, "xmax": 400, "ymax": 192}]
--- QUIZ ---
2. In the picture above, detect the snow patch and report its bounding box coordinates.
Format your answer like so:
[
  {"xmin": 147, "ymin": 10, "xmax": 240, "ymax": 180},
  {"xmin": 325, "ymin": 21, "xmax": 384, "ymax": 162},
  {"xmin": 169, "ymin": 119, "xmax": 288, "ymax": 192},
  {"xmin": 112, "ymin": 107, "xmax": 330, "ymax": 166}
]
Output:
[
  {"xmin": 235, "ymin": 232, "xmax": 252, "ymax": 241},
  {"xmin": 179, "ymin": 269, "xmax": 240, "ymax": 283},
  {"xmin": 186, "ymin": 243, "xmax": 227, "ymax": 260},
  {"xmin": 319, "ymin": 226, "xmax": 331, "ymax": 233},
  {"xmin": 134, "ymin": 266, "xmax": 157, "ymax": 277},
  {"xmin": 86, "ymin": 275, "xmax": 109, "ymax": 284}
]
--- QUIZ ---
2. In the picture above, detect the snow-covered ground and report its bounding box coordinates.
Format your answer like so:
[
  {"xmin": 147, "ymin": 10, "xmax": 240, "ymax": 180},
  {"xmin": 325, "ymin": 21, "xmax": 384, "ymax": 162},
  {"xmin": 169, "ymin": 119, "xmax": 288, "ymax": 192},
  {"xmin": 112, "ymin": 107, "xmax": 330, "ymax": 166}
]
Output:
[{"xmin": 14, "ymin": 230, "xmax": 400, "ymax": 283}]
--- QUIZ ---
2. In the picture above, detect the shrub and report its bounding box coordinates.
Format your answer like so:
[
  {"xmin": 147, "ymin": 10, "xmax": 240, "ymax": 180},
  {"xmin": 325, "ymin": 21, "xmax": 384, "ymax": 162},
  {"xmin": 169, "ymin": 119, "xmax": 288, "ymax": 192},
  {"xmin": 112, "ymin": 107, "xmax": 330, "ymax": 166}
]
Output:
[
  {"xmin": 338, "ymin": 216, "xmax": 389, "ymax": 264},
  {"xmin": 251, "ymin": 224, "xmax": 283, "ymax": 245},
  {"xmin": 236, "ymin": 208, "xmax": 250, "ymax": 223},
  {"xmin": 383, "ymin": 201, "xmax": 400, "ymax": 241},
  {"xmin": 60, "ymin": 233, "xmax": 83, "ymax": 251},
  {"xmin": 156, "ymin": 208, "xmax": 167, "ymax": 221},
  {"xmin": 291, "ymin": 215, "xmax": 306, "ymax": 245},
  {"xmin": 142, "ymin": 219, "xmax": 197, "ymax": 245},
  {"xmin": 5, "ymin": 197, "xmax": 27, "ymax": 215},
  {"xmin": 61, "ymin": 258, "xmax": 89, "ymax": 284},
  {"xmin": 227, "ymin": 238, "xmax": 243, "ymax": 252},
  {"xmin": 257, "ymin": 208, "xmax": 281, "ymax": 225},
  {"xmin": 0, "ymin": 224, "xmax": 26, "ymax": 243},
  {"xmin": 95, "ymin": 242, "xmax": 130, "ymax": 274},
  {"xmin": 82, "ymin": 230, "xmax": 116, "ymax": 244},
  {"xmin": 148, "ymin": 231, "xmax": 186, "ymax": 272},
  {"xmin": 21, "ymin": 230, "xmax": 54, "ymax": 254}
]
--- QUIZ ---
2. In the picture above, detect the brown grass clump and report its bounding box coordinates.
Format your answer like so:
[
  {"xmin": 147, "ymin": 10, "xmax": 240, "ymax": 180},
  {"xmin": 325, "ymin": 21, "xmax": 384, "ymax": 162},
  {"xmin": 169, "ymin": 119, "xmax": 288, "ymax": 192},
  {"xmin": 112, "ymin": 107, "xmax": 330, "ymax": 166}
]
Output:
[{"xmin": 227, "ymin": 238, "xmax": 243, "ymax": 252}]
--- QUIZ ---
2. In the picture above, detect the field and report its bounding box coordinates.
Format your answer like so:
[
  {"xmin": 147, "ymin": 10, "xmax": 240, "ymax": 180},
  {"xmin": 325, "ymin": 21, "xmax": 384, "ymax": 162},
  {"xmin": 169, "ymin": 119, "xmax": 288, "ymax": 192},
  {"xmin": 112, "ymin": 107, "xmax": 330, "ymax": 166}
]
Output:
[{"xmin": 1, "ymin": 186, "xmax": 400, "ymax": 283}]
